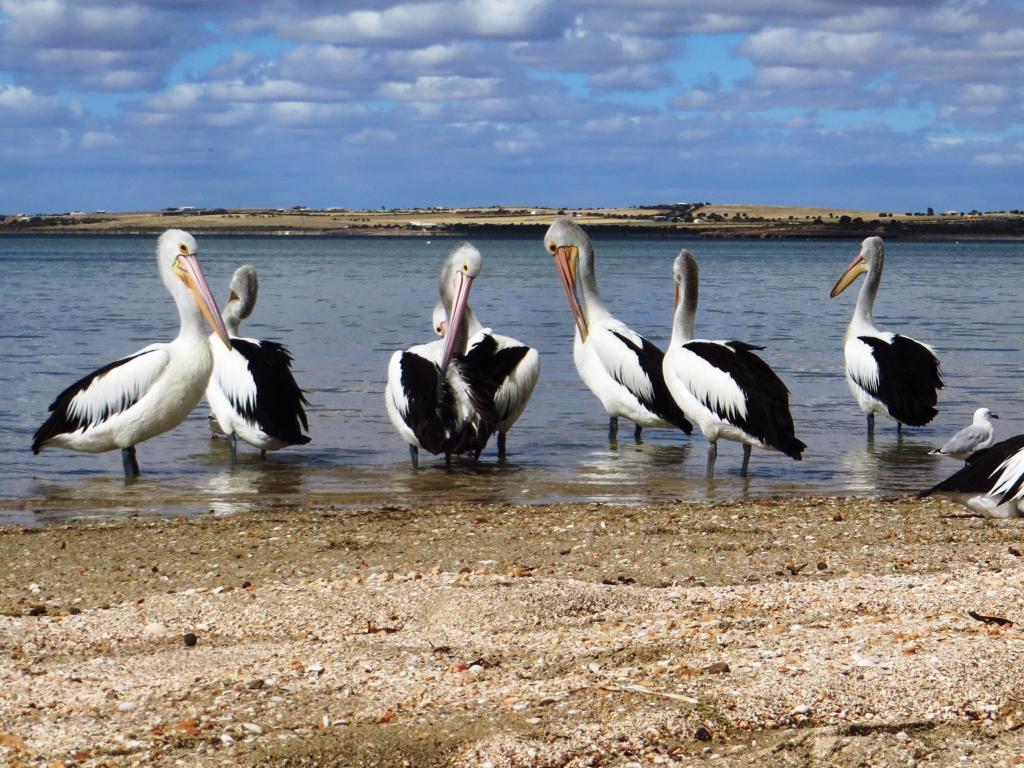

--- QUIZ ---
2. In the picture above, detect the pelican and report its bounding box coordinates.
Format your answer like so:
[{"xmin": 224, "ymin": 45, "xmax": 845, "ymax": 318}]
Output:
[
  {"xmin": 430, "ymin": 260, "xmax": 540, "ymax": 458},
  {"xmin": 829, "ymin": 236, "xmax": 943, "ymax": 438},
  {"xmin": 663, "ymin": 250, "xmax": 805, "ymax": 477},
  {"xmin": 32, "ymin": 230, "xmax": 231, "ymax": 477},
  {"xmin": 385, "ymin": 243, "xmax": 486, "ymax": 467},
  {"xmin": 205, "ymin": 265, "xmax": 310, "ymax": 464},
  {"xmin": 929, "ymin": 407, "xmax": 997, "ymax": 461},
  {"xmin": 920, "ymin": 434, "xmax": 1024, "ymax": 518},
  {"xmin": 542, "ymin": 218, "xmax": 692, "ymax": 442}
]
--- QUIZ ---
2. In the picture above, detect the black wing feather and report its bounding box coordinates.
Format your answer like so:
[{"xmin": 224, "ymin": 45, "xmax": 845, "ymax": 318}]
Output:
[
  {"xmin": 609, "ymin": 331, "xmax": 692, "ymax": 434},
  {"xmin": 398, "ymin": 352, "xmax": 483, "ymax": 457},
  {"xmin": 921, "ymin": 434, "xmax": 1024, "ymax": 504},
  {"xmin": 232, "ymin": 338, "xmax": 310, "ymax": 445},
  {"xmin": 31, "ymin": 349, "xmax": 159, "ymax": 454},
  {"xmin": 857, "ymin": 335, "xmax": 942, "ymax": 426},
  {"xmin": 457, "ymin": 334, "xmax": 529, "ymax": 424},
  {"xmin": 684, "ymin": 340, "xmax": 805, "ymax": 459}
]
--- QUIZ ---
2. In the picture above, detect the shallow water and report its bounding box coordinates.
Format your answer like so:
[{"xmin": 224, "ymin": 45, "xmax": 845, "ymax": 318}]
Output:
[{"xmin": 1, "ymin": 234, "xmax": 1021, "ymax": 524}]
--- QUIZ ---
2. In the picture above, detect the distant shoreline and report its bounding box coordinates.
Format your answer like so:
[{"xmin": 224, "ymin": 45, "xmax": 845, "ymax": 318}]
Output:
[{"xmin": 3, "ymin": 203, "xmax": 1023, "ymax": 240}]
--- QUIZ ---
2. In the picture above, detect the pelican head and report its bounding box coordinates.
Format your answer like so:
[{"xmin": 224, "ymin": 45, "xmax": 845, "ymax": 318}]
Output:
[
  {"xmin": 157, "ymin": 229, "xmax": 231, "ymax": 348},
  {"xmin": 431, "ymin": 302, "xmax": 448, "ymax": 337},
  {"xmin": 439, "ymin": 242, "xmax": 482, "ymax": 371},
  {"xmin": 223, "ymin": 264, "xmax": 259, "ymax": 336},
  {"xmin": 672, "ymin": 249, "xmax": 699, "ymax": 312},
  {"xmin": 543, "ymin": 217, "xmax": 590, "ymax": 341},
  {"xmin": 830, "ymin": 236, "xmax": 884, "ymax": 298}
]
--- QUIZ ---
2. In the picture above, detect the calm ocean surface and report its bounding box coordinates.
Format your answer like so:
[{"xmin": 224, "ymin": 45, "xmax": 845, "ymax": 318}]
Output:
[{"xmin": 1, "ymin": 234, "xmax": 1021, "ymax": 525}]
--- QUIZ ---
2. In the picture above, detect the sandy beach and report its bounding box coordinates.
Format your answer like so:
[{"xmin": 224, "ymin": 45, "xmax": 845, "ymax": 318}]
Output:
[{"xmin": 2, "ymin": 494, "xmax": 1023, "ymax": 767}]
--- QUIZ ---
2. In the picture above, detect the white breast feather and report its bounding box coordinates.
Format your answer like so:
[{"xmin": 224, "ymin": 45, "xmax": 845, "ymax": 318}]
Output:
[
  {"xmin": 67, "ymin": 345, "xmax": 169, "ymax": 427},
  {"xmin": 591, "ymin": 324, "xmax": 655, "ymax": 402},
  {"xmin": 672, "ymin": 343, "xmax": 748, "ymax": 420},
  {"xmin": 211, "ymin": 338, "xmax": 259, "ymax": 414},
  {"xmin": 845, "ymin": 334, "xmax": 886, "ymax": 391}
]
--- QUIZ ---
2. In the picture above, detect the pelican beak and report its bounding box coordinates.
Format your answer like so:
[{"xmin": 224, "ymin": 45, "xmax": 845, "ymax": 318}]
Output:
[
  {"xmin": 440, "ymin": 271, "xmax": 473, "ymax": 372},
  {"xmin": 992, "ymin": 414, "xmax": 1000, "ymax": 419},
  {"xmin": 674, "ymin": 283, "xmax": 681, "ymax": 313},
  {"xmin": 553, "ymin": 245, "xmax": 588, "ymax": 341},
  {"xmin": 829, "ymin": 253, "xmax": 868, "ymax": 298},
  {"xmin": 174, "ymin": 254, "xmax": 232, "ymax": 349}
]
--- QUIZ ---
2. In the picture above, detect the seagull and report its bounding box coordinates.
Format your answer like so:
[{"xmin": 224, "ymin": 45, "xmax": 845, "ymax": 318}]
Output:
[
  {"xmin": 205, "ymin": 265, "xmax": 310, "ymax": 464},
  {"xmin": 542, "ymin": 217, "xmax": 692, "ymax": 443},
  {"xmin": 32, "ymin": 229, "xmax": 231, "ymax": 477},
  {"xmin": 929, "ymin": 407, "xmax": 997, "ymax": 461},
  {"xmin": 829, "ymin": 236, "xmax": 943, "ymax": 438},
  {"xmin": 662, "ymin": 249, "xmax": 805, "ymax": 477},
  {"xmin": 920, "ymin": 434, "xmax": 1024, "ymax": 518}
]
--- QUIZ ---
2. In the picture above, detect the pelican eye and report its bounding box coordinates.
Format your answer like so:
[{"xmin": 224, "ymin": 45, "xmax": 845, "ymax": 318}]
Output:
[
  {"xmin": 179, "ymin": 243, "xmax": 189, "ymax": 255},
  {"xmin": 549, "ymin": 243, "xmax": 557, "ymax": 253},
  {"xmin": 462, "ymin": 263, "xmax": 469, "ymax": 272}
]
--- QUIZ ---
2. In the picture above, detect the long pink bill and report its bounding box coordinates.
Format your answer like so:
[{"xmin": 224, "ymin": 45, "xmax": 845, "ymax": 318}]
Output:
[
  {"xmin": 440, "ymin": 271, "xmax": 474, "ymax": 372},
  {"xmin": 179, "ymin": 254, "xmax": 232, "ymax": 349},
  {"xmin": 554, "ymin": 246, "xmax": 588, "ymax": 341}
]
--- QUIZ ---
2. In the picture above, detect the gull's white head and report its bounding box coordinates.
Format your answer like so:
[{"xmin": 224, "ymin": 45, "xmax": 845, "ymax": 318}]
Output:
[{"xmin": 974, "ymin": 407, "xmax": 998, "ymax": 423}]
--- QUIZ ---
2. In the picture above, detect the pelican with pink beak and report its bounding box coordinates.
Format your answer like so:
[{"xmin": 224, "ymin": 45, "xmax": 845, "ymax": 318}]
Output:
[
  {"xmin": 32, "ymin": 229, "xmax": 231, "ymax": 477},
  {"xmin": 543, "ymin": 218, "xmax": 692, "ymax": 443},
  {"xmin": 385, "ymin": 243, "xmax": 487, "ymax": 467}
]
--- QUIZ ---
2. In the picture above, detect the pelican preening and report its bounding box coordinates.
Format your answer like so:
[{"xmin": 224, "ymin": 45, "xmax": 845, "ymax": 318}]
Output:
[
  {"xmin": 205, "ymin": 265, "xmax": 310, "ymax": 464},
  {"xmin": 663, "ymin": 250, "xmax": 805, "ymax": 477},
  {"xmin": 929, "ymin": 407, "xmax": 997, "ymax": 461},
  {"xmin": 432, "ymin": 295, "xmax": 540, "ymax": 458},
  {"xmin": 543, "ymin": 218, "xmax": 692, "ymax": 443},
  {"xmin": 385, "ymin": 243, "xmax": 488, "ymax": 467},
  {"xmin": 31, "ymin": 230, "xmax": 231, "ymax": 477},
  {"xmin": 830, "ymin": 236, "xmax": 943, "ymax": 438},
  {"xmin": 921, "ymin": 434, "xmax": 1024, "ymax": 518}
]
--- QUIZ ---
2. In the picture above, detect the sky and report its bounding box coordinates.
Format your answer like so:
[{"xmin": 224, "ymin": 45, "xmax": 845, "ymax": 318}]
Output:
[{"xmin": 1, "ymin": 0, "xmax": 1022, "ymax": 213}]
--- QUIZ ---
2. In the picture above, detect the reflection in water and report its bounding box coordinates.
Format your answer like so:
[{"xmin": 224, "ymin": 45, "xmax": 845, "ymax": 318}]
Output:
[{"xmin": 842, "ymin": 437, "xmax": 939, "ymax": 495}]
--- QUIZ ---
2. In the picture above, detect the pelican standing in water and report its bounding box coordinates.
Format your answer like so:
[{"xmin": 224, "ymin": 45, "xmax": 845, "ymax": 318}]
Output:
[
  {"xmin": 32, "ymin": 230, "xmax": 231, "ymax": 477},
  {"xmin": 929, "ymin": 407, "xmax": 997, "ymax": 461},
  {"xmin": 920, "ymin": 434, "xmax": 1024, "ymax": 518},
  {"xmin": 830, "ymin": 236, "xmax": 943, "ymax": 438},
  {"xmin": 205, "ymin": 265, "xmax": 310, "ymax": 464},
  {"xmin": 543, "ymin": 218, "xmax": 692, "ymax": 443},
  {"xmin": 385, "ymin": 243, "xmax": 486, "ymax": 467},
  {"xmin": 663, "ymin": 250, "xmax": 805, "ymax": 477},
  {"xmin": 431, "ymin": 250, "xmax": 540, "ymax": 458}
]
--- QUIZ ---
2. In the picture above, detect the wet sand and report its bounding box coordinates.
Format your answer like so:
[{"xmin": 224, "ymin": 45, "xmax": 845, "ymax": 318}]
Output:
[{"xmin": 1, "ymin": 495, "xmax": 1023, "ymax": 766}]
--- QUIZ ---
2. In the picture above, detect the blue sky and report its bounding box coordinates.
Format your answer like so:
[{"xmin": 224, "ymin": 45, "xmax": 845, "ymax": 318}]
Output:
[{"xmin": 2, "ymin": 0, "xmax": 1022, "ymax": 213}]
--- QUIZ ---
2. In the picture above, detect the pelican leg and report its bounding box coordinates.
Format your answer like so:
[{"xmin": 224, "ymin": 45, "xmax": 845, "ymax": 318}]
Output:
[
  {"xmin": 497, "ymin": 431, "xmax": 507, "ymax": 458},
  {"xmin": 866, "ymin": 414, "xmax": 875, "ymax": 440},
  {"xmin": 609, "ymin": 417, "xmax": 619, "ymax": 442},
  {"xmin": 705, "ymin": 442, "xmax": 717, "ymax": 479},
  {"xmin": 409, "ymin": 445, "xmax": 419, "ymax": 469},
  {"xmin": 121, "ymin": 447, "xmax": 140, "ymax": 477},
  {"xmin": 740, "ymin": 444, "xmax": 752, "ymax": 477},
  {"xmin": 260, "ymin": 449, "xmax": 267, "ymax": 459},
  {"xmin": 634, "ymin": 424, "xmax": 643, "ymax": 443},
  {"xmin": 897, "ymin": 421, "xmax": 903, "ymax": 437},
  {"xmin": 228, "ymin": 433, "xmax": 238, "ymax": 467}
]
